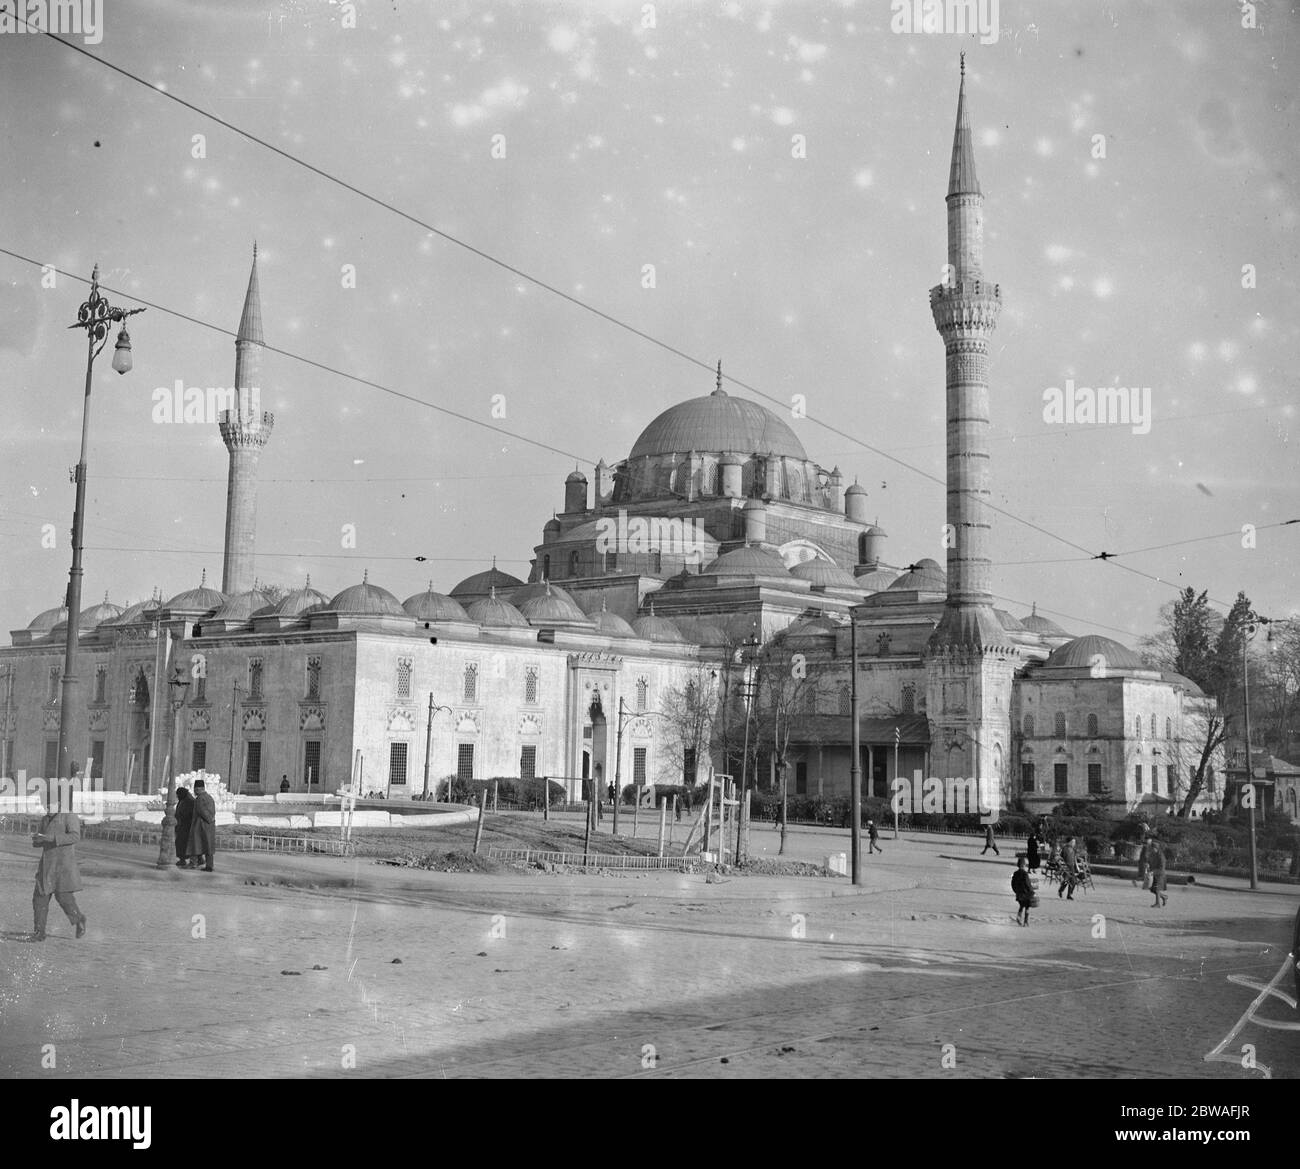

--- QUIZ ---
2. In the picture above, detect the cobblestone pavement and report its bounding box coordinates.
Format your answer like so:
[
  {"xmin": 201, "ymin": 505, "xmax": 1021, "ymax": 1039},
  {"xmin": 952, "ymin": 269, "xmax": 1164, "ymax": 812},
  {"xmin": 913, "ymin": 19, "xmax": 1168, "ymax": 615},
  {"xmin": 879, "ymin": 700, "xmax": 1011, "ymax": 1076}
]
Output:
[{"xmin": 1, "ymin": 827, "xmax": 1296, "ymax": 1079}]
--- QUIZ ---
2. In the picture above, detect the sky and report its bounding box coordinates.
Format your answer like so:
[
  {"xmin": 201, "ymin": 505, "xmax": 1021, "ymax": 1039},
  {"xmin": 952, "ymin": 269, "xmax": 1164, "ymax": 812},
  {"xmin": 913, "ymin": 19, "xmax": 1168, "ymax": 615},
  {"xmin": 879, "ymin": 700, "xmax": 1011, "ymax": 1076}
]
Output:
[{"xmin": 0, "ymin": 0, "xmax": 1297, "ymax": 644}]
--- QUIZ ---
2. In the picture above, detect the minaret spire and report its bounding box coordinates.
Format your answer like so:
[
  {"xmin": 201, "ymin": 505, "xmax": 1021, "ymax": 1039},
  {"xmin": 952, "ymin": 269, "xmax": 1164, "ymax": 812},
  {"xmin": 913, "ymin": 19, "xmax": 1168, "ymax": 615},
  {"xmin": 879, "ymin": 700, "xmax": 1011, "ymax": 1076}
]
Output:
[
  {"xmin": 219, "ymin": 244, "xmax": 275, "ymax": 595},
  {"xmin": 948, "ymin": 56, "xmax": 981, "ymax": 200}
]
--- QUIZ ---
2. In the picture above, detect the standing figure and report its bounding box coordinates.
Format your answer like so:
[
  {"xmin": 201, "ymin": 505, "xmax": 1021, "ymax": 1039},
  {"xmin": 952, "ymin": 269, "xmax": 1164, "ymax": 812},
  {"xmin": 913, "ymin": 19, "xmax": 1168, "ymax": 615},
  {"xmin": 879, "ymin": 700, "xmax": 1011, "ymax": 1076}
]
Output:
[
  {"xmin": 174, "ymin": 786, "xmax": 195, "ymax": 868},
  {"xmin": 1058, "ymin": 836, "xmax": 1079, "ymax": 900},
  {"xmin": 1135, "ymin": 834, "xmax": 1151, "ymax": 890},
  {"xmin": 1026, "ymin": 830, "xmax": 1041, "ymax": 872},
  {"xmin": 981, "ymin": 822, "xmax": 1000, "ymax": 855},
  {"xmin": 867, "ymin": 818, "xmax": 883, "ymax": 854},
  {"xmin": 30, "ymin": 781, "xmax": 87, "ymax": 941},
  {"xmin": 1148, "ymin": 839, "xmax": 1168, "ymax": 908},
  {"xmin": 1012, "ymin": 856, "xmax": 1034, "ymax": 926},
  {"xmin": 279, "ymin": 775, "xmax": 290, "ymax": 793},
  {"xmin": 186, "ymin": 779, "xmax": 217, "ymax": 872}
]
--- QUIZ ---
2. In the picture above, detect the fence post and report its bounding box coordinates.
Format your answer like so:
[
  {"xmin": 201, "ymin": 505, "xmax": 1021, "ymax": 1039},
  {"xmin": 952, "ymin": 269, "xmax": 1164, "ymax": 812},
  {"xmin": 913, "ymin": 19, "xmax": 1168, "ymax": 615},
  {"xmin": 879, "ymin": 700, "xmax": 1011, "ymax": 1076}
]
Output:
[
  {"xmin": 543, "ymin": 775, "xmax": 550, "ymax": 821},
  {"xmin": 658, "ymin": 798, "xmax": 667, "ymax": 858},
  {"xmin": 473, "ymin": 789, "xmax": 488, "ymax": 855},
  {"xmin": 492, "ymin": 780, "xmax": 498, "ymax": 815}
]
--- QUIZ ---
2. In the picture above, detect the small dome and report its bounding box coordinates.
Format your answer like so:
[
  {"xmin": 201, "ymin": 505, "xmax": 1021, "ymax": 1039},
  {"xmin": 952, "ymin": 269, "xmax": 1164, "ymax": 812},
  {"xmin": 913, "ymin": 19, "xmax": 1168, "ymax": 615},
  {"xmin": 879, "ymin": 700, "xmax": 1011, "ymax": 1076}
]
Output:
[
  {"xmin": 566, "ymin": 469, "xmax": 587, "ymax": 483},
  {"xmin": 328, "ymin": 574, "xmax": 407, "ymax": 617},
  {"xmin": 995, "ymin": 609, "xmax": 1027, "ymax": 632},
  {"xmin": 450, "ymin": 565, "xmax": 525, "ymax": 599},
  {"xmin": 854, "ymin": 568, "xmax": 899, "ymax": 591},
  {"xmin": 519, "ymin": 583, "xmax": 590, "ymax": 625},
  {"xmin": 466, "ymin": 588, "xmax": 529, "ymax": 628},
  {"xmin": 784, "ymin": 615, "xmax": 839, "ymax": 640},
  {"xmin": 272, "ymin": 580, "xmax": 331, "ymax": 617},
  {"xmin": 166, "ymin": 573, "xmax": 227, "ymax": 613},
  {"xmin": 403, "ymin": 585, "xmax": 470, "ymax": 623},
  {"xmin": 593, "ymin": 607, "xmax": 637, "ymax": 639},
  {"xmin": 78, "ymin": 596, "xmax": 124, "ymax": 627},
  {"xmin": 1045, "ymin": 635, "xmax": 1143, "ymax": 670},
  {"xmin": 1161, "ymin": 671, "xmax": 1205, "ymax": 697},
  {"xmin": 789, "ymin": 559, "xmax": 862, "ymax": 590},
  {"xmin": 845, "ymin": 482, "xmax": 868, "ymax": 496},
  {"xmin": 888, "ymin": 561, "xmax": 947, "ymax": 591},
  {"xmin": 103, "ymin": 598, "xmax": 161, "ymax": 627},
  {"xmin": 631, "ymin": 608, "xmax": 686, "ymax": 643},
  {"xmin": 27, "ymin": 604, "xmax": 68, "ymax": 632},
  {"xmin": 512, "ymin": 580, "xmax": 580, "ymax": 607},
  {"xmin": 544, "ymin": 517, "xmax": 561, "ymax": 531},
  {"xmin": 210, "ymin": 588, "xmax": 271, "ymax": 623},
  {"xmin": 1021, "ymin": 604, "xmax": 1071, "ymax": 637},
  {"xmin": 680, "ymin": 621, "xmax": 728, "ymax": 646},
  {"xmin": 705, "ymin": 545, "xmax": 792, "ymax": 578}
]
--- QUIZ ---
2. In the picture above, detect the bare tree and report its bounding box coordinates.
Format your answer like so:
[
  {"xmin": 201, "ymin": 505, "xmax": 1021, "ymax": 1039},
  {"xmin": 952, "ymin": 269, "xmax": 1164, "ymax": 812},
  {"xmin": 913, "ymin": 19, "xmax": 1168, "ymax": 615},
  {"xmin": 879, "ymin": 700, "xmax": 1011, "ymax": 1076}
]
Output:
[{"xmin": 658, "ymin": 667, "xmax": 718, "ymax": 791}]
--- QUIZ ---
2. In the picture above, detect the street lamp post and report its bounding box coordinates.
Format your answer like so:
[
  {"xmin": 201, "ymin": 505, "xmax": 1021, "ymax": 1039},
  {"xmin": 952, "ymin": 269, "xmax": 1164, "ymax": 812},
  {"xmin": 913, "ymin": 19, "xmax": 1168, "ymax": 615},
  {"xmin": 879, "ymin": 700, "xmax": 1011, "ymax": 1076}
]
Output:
[
  {"xmin": 423, "ymin": 696, "xmax": 452, "ymax": 799},
  {"xmin": 57, "ymin": 265, "xmax": 144, "ymax": 785},
  {"xmin": 613, "ymin": 697, "xmax": 627, "ymax": 835},
  {"xmin": 156, "ymin": 663, "xmax": 190, "ymax": 869},
  {"xmin": 1241, "ymin": 613, "xmax": 1269, "ymax": 892},
  {"xmin": 850, "ymin": 618, "xmax": 862, "ymax": 885}
]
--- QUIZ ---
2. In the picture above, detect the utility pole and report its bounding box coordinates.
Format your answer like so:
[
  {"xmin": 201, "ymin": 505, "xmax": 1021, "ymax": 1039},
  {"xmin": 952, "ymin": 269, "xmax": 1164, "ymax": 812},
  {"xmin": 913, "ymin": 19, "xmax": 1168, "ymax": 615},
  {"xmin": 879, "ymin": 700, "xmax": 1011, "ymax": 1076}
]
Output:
[
  {"xmin": 423, "ymin": 693, "xmax": 434, "ymax": 798},
  {"xmin": 1242, "ymin": 616, "xmax": 1264, "ymax": 891},
  {"xmin": 613, "ymin": 697, "xmax": 626, "ymax": 835},
  {"xmin": 227, "ymin": 679, "xmax": 242, "ymax": 793},
  {"xmin": 850, "ymin": 618, "xmax": 862, "ymax": 885}
]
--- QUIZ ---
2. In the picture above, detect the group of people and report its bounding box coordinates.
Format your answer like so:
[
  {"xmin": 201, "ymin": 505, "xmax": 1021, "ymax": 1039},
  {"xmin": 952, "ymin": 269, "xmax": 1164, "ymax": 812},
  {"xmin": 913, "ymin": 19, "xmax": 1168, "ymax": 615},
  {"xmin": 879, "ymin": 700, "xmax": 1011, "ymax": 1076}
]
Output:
[{"xmin": 172, "ymin": 780, "xmax": 217, "ymax": 871}]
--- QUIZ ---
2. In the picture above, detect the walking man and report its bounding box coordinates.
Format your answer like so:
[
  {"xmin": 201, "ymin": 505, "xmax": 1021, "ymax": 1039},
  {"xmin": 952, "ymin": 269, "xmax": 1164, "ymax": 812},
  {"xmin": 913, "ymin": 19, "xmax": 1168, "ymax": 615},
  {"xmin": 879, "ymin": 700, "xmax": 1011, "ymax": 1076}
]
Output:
[
  {"xmin": 867, "ymin": 818, "xmax": 883, "ymax": 854},
  {"xmin": 1148, "ymin": 838, "xmax": 1169, "ymax": 908},
  {"xmin": 1012, "ymin": 856, "xmax": 1035, "ymax": 926},
  {"xmin": 981, "ymin": 822, "xmax": 1000, "ymax": 856},
  {"xmin": 186, "ymin": 778, "xmax": 217, "ymax": 872},
  {"xmin": 30, "ymin": 779, "xmax": 87, "ymax": 941},
  {"xmin": 1058, "ymin": 835, "xmax": 1079, "ymax": 900}
]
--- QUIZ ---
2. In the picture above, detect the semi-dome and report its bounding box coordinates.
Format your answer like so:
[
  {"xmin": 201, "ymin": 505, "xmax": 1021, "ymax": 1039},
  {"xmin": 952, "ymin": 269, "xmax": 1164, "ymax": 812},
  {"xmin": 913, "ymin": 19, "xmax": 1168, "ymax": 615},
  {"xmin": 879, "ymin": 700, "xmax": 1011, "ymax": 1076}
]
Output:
[
  {"xmin": 888, "ymin": 560, "xmax": 947, "ymax": 591},
  {"xmin": 518, "ymin": 583, "xmax": 590, "ymax": 625},
  {"xmin": 166, "ymin": 573, "xmax": 226, "ymax": 613},
  {"xmin": 466, "ymin": 588, "xmax": 529, "ymax": 628},
  {"xmin": 1045, "ymin": 634, "xmax": 1143, "ymax": 670},
  {"xmin": 1021, "ymin": 603, "xmax": 1070, "ymax": 637},
  {"xmin": 629, "ymin": 390, "xmax": 807, "ymax": 461},
  {"xmin": 631, "ymin": 606, "xmax": 686, "ymax": 643},
  {"xmin": 27, "ymin": 604, "xmax": 69, "ymax": 632},
  {"xmin": 272, "ymin": 579, "xmax": 331, "ymax": 617},
  {"xmin": 789, "ymin": 559, "xmax": 862, "ymax": 590},
  {"xmin": 327, "ymin": 573, "xmax": 406, "ymax": 616},
  {"xmin": 705, "ymin": 545, "xmax": 792, "ymax": 578},
  {"xmin": 450, "ymin": 564, "xmax": 525, "ymax": 599},
  {"xmin": 210, "ymin": 588, "xmax": 271, "ymax": 623},
  {"xmin": 403, "ymin": 584, "xmax": 470, "ymax": 623}
]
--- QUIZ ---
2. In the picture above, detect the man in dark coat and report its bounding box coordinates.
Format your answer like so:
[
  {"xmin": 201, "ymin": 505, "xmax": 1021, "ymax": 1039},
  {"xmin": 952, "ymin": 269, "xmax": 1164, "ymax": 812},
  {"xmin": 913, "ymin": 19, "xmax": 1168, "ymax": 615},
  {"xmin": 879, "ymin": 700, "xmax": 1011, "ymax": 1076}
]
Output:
[
  {"xmin": 31, "ymin": 781, "xmax": 87, "ymax": 941},
  {"xmin": 1058, "ymin": 836, "xmax": 1079, "ymax": 900},
  {"xmin": 174, "ymin": 787, "xmax": 195, "ymax": 867},
  {"xmin": 981, "ymin": 822, "xmax": 1000, "ymax": 855},
  {"xmin": 1026, "ymin": 831, "xmax": 1041, "ymax": 871},
  {"xmin": 867, "ymin": 819, "xmax": 883, "ymax": 854},
  {"xmin": 186, "ymin": 779, "xmax": 217, "ymax": 872},
  {"xmin": 1012, "ymin": 857, "xmax": 1035, "ymax": 926},
  {"xmin": 1148, "ymin": 839, "xmax": 1168, "ymax": 907}
]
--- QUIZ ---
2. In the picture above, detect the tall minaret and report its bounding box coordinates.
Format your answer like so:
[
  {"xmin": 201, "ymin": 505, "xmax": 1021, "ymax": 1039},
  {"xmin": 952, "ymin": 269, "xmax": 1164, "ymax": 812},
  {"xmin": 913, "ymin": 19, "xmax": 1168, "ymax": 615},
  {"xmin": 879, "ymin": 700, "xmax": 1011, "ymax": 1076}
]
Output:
[
  {"xmin": 218, "ymin": 244, "xmax": 275, "ymax": 595},
  {"xmin": 925, "ymin": 58, "xmax": 1016, "ymax": 796}
]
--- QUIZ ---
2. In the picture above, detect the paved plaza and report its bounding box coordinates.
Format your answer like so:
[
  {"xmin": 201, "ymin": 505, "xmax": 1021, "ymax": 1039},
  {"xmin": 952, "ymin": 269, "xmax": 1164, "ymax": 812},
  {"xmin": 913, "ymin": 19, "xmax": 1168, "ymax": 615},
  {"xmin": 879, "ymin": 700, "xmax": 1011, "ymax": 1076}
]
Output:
[{"xmin": 1, "ymin": 822, "xmax": 1296, "ymax": 1079}]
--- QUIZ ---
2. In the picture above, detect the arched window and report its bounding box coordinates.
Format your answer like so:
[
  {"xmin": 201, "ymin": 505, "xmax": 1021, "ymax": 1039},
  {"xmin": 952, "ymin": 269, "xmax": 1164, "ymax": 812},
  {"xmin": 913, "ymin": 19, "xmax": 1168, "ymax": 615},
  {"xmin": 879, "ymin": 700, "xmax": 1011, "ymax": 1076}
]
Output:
[
  {"xmin": 1053, "ymin": 712, "xmax": 1066, "ymax": 738},
  {"xmin": 1086, "ymin": 713, "xmax": 1098, "ymax": 737},
  {"xmin": 395, "ymin": 658, "xmax": 412, "ymax": 701},
  {"xmin": 635, "ymin": 677, "xmax": 649, "ymax": 713},
  {"xmin": 1023, "ymin": 714, "xmax": 1034, "ymax": 737},
  {"xmin": 524, "ymin": 667, "xmax": 539, "ymax": 705},
  {"xmin": 839, "ymin": 687, "xmax": 851, "ymax": 716},
  {"xmin": 858, "ymin": 533, "xmax": 870, "ymax": 563},
  {"xmin": 463, "ymin": 663, "xmax": 478, "ymax": 704},
  {"xmin": 901, "ymin": 684, "xmax": 915, "ymax": 716},
  {"xmin": 1150, "ymin": 713, "xmax": 1157, "ymax": 738},
  {"xmin": 1165, "ymin": 717, "xmax": 1172, "ymax": 740},
  {"xmin": 542, "ymin": 554, "xmax": 550, "ymax": 579},
  {"xmin": 568, "ymin": 551, "xmax": 580, "ymax": 577}
]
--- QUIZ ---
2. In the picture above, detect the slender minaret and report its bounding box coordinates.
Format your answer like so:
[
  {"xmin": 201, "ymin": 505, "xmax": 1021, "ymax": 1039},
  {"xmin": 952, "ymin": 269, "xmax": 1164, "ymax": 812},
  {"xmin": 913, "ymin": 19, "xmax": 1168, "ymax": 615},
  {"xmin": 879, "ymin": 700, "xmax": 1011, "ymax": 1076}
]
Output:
[
  {"xmin": 925, "ymin": 58, "xmax": 1016, "ymax": 794},
  {"xmin": 218, "ymin": 244, "xmax": 275, "ymax": 595}
]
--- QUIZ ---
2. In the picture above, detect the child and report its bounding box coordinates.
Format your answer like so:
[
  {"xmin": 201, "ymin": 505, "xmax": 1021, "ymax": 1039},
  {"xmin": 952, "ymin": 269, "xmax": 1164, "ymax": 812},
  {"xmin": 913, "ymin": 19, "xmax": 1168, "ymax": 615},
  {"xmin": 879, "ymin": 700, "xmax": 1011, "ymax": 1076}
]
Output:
[{"xmin": 1012, "ymin": 856, "xmax": 1034, "ymax": 926}]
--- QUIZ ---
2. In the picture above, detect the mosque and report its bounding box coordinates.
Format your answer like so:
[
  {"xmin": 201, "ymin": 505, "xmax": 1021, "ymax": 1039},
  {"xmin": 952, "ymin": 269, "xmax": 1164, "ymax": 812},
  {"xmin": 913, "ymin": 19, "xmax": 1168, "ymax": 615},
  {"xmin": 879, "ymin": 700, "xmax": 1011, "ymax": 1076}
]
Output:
[{"xmin": 0, "ymin": 66, "xmax": 1222, "ymax": 819}]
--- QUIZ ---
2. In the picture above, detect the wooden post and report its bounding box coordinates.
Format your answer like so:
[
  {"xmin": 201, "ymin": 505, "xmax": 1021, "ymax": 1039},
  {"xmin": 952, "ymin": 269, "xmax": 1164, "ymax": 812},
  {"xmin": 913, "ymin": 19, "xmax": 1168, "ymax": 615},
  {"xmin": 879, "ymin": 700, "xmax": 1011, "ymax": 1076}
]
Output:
[
  {"xmin": 632, "ymin": 785, "xmax": 640, "ymax": 838},
  {"xmin": 703, "ymin": 774, "xmax": 714, "ymax": 854},
  {"xmin": 741, "ymin": 789, "xmax": 752, "ymax": 866},
  {"xmin": 657, "ymin": 798, "xmax": 667, "ymax": 858},
  {"xmin": 543, "ymin": 775, "xmax": 549, "ymax": 821},
  {"xmin": 669, "ymin": 795, "xmax": 677, "ymax": 849},
  {"xmin": 492, "ymin": 779, "xmax": 498, "ymax": 814},
  {"xmin": 473, "ymin": 788, "xmax": 487, "ymax": 855}
]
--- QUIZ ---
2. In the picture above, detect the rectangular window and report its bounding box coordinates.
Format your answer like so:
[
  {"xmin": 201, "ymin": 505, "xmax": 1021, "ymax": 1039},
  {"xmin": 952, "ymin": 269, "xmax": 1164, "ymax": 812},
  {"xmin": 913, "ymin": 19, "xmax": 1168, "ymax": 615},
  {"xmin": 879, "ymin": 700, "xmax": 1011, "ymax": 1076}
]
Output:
[
  {"xmin": 1135, "ymin": 764, "xmax": 1143, "ymax": 794},
  {"xmin": 606, "ymin": 551, "xmax": 618, "ymax": 572},
  {"xmin": 245, "ymin": 741, "xmax": 263, "ymax": 786},
  {"xmin": 795, "ymin": 759, "xmax": 808, "ymax": 796},
  {"xmin": 194, "ymin": 673, "xmax": 206, "ymax": 703},
  {"xmin": 90, "ymin": 739, "xmax": 106, "ymax": 779},
  {"xmin": 1021, "ymin": 762, "xmax": 1035, "ymax": 793},
  {"xmin": 633, "ymin": 747, "xmax": 648, "ymax": 785},
  {"xmin": 1166, "ymin": 765, "xmax": 1175, "ymax": 796},
  {"xmin": 248, "ymin": 658, "xmax": 263, "ymax": 700},
  {"xmin": 457, "ymin": 743, "xmax": 475, "ymax": 782},
  {"xmin": 684, "ymin": 747, "xmax": 697, "ymax": 785},
  {"xmin": 93, "ymin": 665, "xmax": 107, "ymax": 704},
  {"xmin": 389, "ymin": 742, "xmax": 408, "ymax": 786},
  {"xmin": 520, "ymin": 744, "xmax": 537, "ymax": 781},
  {"xmin": 304, "ymin": 740, "xmax": 322, "ymax": 786},
  {"xmin": 190, "ymin": 741, "xmax": 207, "ymax": 772},
  {"xmin": 48, "ymin": 668, "xmax": 60, "ymax": 704},
  {"xmin": 1053, "ymin": 763, "xmax": 1068, "ymax": 795},
  {"xmin": 1087, "ymin": 763, "xmax": 1102, "ymax": 794},
  {"xmin": 396, "ymin": 658, "xmax": 412, "ymax": 701}
]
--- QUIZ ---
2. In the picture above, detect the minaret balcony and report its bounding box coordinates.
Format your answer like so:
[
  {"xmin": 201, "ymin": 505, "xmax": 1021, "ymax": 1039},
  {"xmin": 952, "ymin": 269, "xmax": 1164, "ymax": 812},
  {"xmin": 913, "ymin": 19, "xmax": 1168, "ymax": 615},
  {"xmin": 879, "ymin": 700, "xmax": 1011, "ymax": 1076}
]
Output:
[{"xmin": 929, "ymin": 282, "xmax": 1002, "ymax": 335}]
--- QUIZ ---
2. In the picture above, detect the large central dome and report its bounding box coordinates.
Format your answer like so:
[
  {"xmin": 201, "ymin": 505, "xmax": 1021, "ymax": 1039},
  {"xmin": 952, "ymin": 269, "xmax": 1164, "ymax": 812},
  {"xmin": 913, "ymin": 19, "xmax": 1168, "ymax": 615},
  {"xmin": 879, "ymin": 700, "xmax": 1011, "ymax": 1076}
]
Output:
[{"xmin": 629, "ymin": 389, "xmax": 808, "ymax": 461}]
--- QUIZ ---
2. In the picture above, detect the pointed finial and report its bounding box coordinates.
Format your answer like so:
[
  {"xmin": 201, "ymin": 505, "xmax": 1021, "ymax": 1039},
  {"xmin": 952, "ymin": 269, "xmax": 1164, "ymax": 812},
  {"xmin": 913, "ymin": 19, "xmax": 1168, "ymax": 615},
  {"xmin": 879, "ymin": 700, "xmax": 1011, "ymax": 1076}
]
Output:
[
  {"xmin": 600, "ymin": 595, "xmax": 609, "ymax": 613},
  {"xmin": 252, "ymin": 240, "xmax": 258, "ymax": 261},
  {"xmin": 362, "ymin": 568, "xmax": 369, "ymax": 584},
  {"xmin": 489, "ymin": 585, "xmax": 497, "ymax": 601},
  {"xmin": 304, "ymin": 574, "xmax": 311, "ymax": 589},
  {"xmin": 648, "ymin": 599, "xmax": 656, "ymax": 617},
  {"xmin": 712, "ymin": 359, "xmax": 726, "ymax": 397},
  {"xmin": 103, "ymin": 591, "xmax": 109, "ymax": 604},
  {"xmin": 716, "ymin": 360, "xmax": 722, "ymax": 391},
  {"xmin": 427, "ymin": 580, "xmax": 434, "ymax": 592},
  {"xmin": 1031, "ymin": 602, "xmax": 1037, "ymax": 616},
  {"xmin": 200, "ymin": 568, "xmax": 206, "ymax": 586},
  {"xmin": 492, "ymin": 555, "xmax": 497, "ymax": 570},
  {"xmin": 545, "ymin": 581, "xmax": 553, "ymax": 597},
  {"xmin": 960, "ymin": 51, "xmax": 966, "ymax": 77}
]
